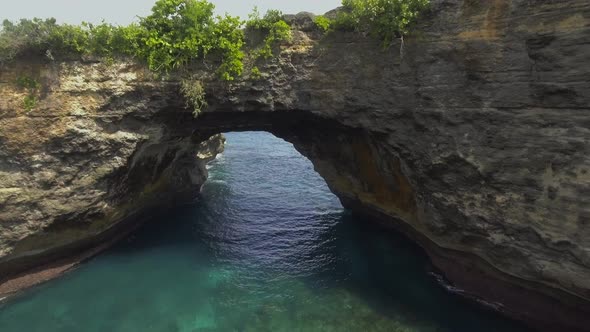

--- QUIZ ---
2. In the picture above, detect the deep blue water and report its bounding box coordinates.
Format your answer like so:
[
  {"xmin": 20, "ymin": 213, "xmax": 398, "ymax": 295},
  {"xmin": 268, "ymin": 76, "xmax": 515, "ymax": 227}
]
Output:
[{"xmin": 0, "ymin": 132, "xmax": 530, "ymax": 331}]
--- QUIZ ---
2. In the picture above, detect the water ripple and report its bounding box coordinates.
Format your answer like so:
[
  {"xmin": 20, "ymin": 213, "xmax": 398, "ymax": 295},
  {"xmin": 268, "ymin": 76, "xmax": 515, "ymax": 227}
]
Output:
[{"xmin": 0, "ymin": 132, "xmax": 531, "ymax": 332}]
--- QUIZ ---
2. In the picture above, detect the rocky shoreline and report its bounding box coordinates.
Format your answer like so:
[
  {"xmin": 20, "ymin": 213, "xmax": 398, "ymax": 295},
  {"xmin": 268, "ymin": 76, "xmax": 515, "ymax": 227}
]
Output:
[
  {"xmin": 0, "ymin": 198, "xmax": 198, "ymax": 299},
  {"xmin": 343, "ymin": 197, "xmax": 590, "ymax": 332},
  {"xmin": 0, "ymin": 236, "xmax": 115, "ymax": 299}
]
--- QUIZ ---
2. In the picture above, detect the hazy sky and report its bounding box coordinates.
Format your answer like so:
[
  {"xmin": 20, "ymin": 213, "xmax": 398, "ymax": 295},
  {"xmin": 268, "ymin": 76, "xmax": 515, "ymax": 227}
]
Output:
[{"xmin": 1, "ymin": 0, "xmax": 342, "ymax": 25}]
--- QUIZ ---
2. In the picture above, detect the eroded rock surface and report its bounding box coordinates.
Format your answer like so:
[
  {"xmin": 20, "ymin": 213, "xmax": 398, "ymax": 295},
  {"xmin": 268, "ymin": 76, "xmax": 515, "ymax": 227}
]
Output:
[
  {"xmin": 0, "ymin": 61, "xmax": 224, "ymax": 275},
  {"xmin": 1, "ymin": 0, "xmax": 589, "ymax": 330}
]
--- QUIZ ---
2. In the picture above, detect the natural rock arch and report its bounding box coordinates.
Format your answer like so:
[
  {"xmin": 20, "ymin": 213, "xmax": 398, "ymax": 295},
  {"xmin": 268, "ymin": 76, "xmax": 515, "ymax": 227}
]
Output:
[{"xmin": 1, "ymin": 1, "xmax": 590, "ymax": 331}]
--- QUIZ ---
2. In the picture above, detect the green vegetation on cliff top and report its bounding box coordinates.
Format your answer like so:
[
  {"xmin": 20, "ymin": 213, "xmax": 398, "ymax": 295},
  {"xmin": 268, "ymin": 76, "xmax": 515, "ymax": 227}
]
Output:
[
  {"xmin": 0, "ymin": 0, "xmax": 429, "ymax": 80},
  {"xmin": 1, "ymin": 0, "xmax": 428, "ymax": 115}
]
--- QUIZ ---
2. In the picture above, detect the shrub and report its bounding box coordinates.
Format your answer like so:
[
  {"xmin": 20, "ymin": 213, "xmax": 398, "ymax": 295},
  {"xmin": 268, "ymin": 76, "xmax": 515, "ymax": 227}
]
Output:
[
  {"xmin": 0, "ymin": 18, "xmax": 59, "ymax": 62},
  {"xmin": 335, "ymin": 0, "xmax": 430, "ymax": 46},
  {"xmin": 138, "ymin": 0, "xmax": 216, "ymax": 71},
  {"xmin": 246, "ymin": 8, "xmax": 283, "ymax": 31},
  {"xmin": 134, "ymin": 0, "xmax": 246, "ymax": 79},
  {"xmin": 0, "ymin": 0, "xmax": 247, "ymax": 80},
  {"xmin": 47, "ymin": 23, "xmax": 89, "ymax": 56},
  {"xmin": 0, "ymin": 0, "xmax": 429, "ymax": 81},
  {"xmin": 246, "ymin": 7, "xmax": 292, "ymax": 60},
  {"xmin": 0, "ymin": 18, "xmax": 141, "ymax": 62},
  {"xmin": 314, "ymin": 15, "xmax": 333, "ymax": 32},
  {"xmin": 180, "ymin": 78, "xmax": 207, "ymax": 117},
  {"xmin": 250, "ymin": 66, "xmax": 261, "ymax": 79},
  {"xmin": 211, "ymin": 14, "xmax": 245, "ymax": 81}
]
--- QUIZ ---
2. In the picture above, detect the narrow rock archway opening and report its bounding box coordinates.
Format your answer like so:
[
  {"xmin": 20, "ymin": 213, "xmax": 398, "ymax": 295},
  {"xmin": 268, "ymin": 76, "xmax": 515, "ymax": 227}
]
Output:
[{"xmin": 0, "ymin": 130, "xmax": 531, "ymax": 332}]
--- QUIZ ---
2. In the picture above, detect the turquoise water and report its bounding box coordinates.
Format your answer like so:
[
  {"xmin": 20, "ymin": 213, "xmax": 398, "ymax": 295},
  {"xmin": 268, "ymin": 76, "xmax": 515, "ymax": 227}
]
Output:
[{"xmin": 0, "ymin": 132, "xmax": 530, "ymax": 332}]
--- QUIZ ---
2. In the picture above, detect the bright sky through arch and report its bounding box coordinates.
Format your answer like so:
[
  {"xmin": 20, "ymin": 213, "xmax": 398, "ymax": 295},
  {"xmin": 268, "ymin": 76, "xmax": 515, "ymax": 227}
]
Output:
[{"xmin": 0, "ymin": 0, "xmax": 342, "ymax": 25}]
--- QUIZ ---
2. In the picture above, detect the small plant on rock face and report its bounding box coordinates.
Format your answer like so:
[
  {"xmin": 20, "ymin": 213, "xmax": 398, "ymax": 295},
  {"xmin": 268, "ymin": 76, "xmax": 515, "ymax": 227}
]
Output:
[
  {"xmin": 15, "ymin": 75, "xmax": 41, "ymax": 112},
  {"xmin": 22, "ymin": 95, "xmax": 38, "ymax": 111},
  {"xmin": 250, "ymin": 66, "xmax": 262, "ymax": 79},
  {"xmin": 16, "ymin": 76, "xmax": 40, "ymax": 91},
  {"xmin": 180, "ymin": 78, "xmax": 207, "ymax": 117}
]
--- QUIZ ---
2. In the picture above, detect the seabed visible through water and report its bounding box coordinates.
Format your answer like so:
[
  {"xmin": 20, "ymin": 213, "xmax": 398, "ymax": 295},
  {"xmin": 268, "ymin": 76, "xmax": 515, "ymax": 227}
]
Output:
[{"xmin": 0, "ymin": 132, "xmax": 530, "ymax": 332}]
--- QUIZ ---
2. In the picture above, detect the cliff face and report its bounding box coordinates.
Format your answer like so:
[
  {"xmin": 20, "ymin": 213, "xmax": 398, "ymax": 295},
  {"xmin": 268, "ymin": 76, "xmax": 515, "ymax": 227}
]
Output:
[
  {"xmin": 0, "ymin": 61, "xmax": 225, "ymax": 275},
  {"xmin": 1, "ymin": 0, "xmax": 589, "ymax": 330}
]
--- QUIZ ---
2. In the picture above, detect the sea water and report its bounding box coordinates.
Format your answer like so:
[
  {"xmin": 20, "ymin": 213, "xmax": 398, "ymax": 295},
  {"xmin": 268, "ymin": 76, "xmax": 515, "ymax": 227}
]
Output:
[{"xmin": 0, "ymin": 132, "xmax": 530, "ymax": 332}]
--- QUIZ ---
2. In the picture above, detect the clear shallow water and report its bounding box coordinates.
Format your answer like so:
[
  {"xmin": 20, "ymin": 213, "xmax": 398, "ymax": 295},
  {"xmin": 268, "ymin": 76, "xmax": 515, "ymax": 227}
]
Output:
[{"xmin": 0, "ymin": 132, "xmax": 530, "ymax": 332}]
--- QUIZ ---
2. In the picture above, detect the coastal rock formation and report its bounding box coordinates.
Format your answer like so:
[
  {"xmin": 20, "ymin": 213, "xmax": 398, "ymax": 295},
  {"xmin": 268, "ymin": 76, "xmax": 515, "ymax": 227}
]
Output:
[
  {"xmin": 1, "ymin": 0, "xmax": 589, "ymax": 330},
  {"xmin": 0, "ymin": 62, "xmax": 225, "ymax": 275}
]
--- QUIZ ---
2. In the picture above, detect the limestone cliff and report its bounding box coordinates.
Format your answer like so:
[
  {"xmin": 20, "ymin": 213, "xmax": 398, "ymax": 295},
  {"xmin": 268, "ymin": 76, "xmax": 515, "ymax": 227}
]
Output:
[
  {"xmin": 0, "ymin": 61, "xmax": 225, "ymax": 275},
  {"xmin": 1, "ymin": 0, "xmax": 589, "ymax": 331}
]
